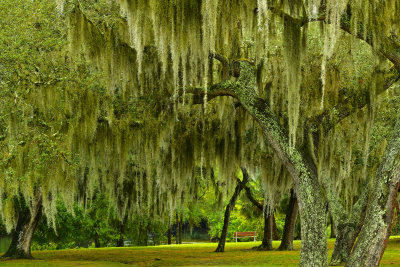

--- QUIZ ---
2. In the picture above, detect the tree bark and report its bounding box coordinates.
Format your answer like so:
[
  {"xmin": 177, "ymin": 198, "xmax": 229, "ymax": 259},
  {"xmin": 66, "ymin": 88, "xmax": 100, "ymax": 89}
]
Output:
[
  {"xmin": 3, "ymin": 196, "xmax": 42, "ymax": 259},
  {"xmin": 279, "ymin": 189, "xmax": 298, "ymax": 251},
  {"xmin": 394, "ymin": 199, "xmax": 400, "ymax": 235},
  {"xmin": 256, "ymin": 209, "xmax": 273, "ymax": 250},
  {"xmin": 330, "ymin": 216, "xmax": 336, "ymax": 238},
  {"xmin": 116, "ymin": 216, "xmax": 127, "ymax": 247},
  {"xmin": 215, "ymin": 170, "xmax": 248, "ymax": 252},
  {"xmin": 272, "ymin": 214, "xmax": 280, "ymax": 241},
  {"xmin": 167, "ymin": 222, "xmax": 172, "ymax": 245},
  {"xmin": 175, "ymin": 213, "xmax": 180, "ymax": 245},
  {"xmin": 333, "ymin": 203, "xmax": 367, "ymax": 265},
  {"xmin": 296, "ymin": 220, "xmax": 301, "ymax": 240},
  {"xmin": 345, "ymin": 123, "xmax": 400, "ymax": 266},
  {"xmin": 346, "ymin": 182, "xmax": 399, "ymax": 267},
  {"xmin": 326, "ymin": 179, "xmax": 369, "ymax": 265},
  {"xmin": 179, "ymin": 214, "xmax": 183, "ymax": 244},
  {"xmin": 94, "ymin": 232, "xmax": 101, "ymax": 248},
  {"xmin": 331, "ymin": 223, "xmax": 360, "ymax": 266}
]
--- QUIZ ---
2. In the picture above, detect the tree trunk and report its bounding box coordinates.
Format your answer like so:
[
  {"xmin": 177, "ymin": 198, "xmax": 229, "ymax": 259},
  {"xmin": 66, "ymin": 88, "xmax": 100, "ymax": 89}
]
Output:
[
  {"xmin": 175, "ymin": 213, "xmax": 180, "ymax": 245},
  {"xmin": 226, "ymin": 62, "xmax": 328, "ymax": 265},
  {"xmin": 94, "ymin": 232, "xmax": 101, "ymax": 248},
  {"xmin": 215, "ymin": 171, "xmax": 248, "ymax": 252},
  {"xmin": 346, "ymin": 181, "xmax": 400, "ymax": 266},
  {"xmin": 116, "ymin": 235, "xmax": 124, "ymax": 247},
  {"xmin": 394, "ymin": 199, "xmax": 400, "ymax": 235},
  {"xmin": 179, "ymin": 214, "xmax": 183, "ymax": 244},
  {"xmin": 331, "ymin": 223, "xmax": 361, "ymax": 266},
  {"xmin": 279, "ymin": 189, "xmax": 298, "ymax": 251},
  {"xmin": 116, "ymin": 217, "xmax": 126, "ymax": 247},
  {"xmin": 329, "ymin": 202, "xmax": 367, "ymax": 265},
  {"xmin": 330, "ymin": 216, "xmax": 336, "ymax": 238},
  {"xmin": 272, "ymin": 214, "xmax": 280, "ymax": 240},
  {"xmin": 242, "ymin": 174, "xmax": 274, "ymax": 250},
  {"xmin": 323, "ymin": 178, "xmax": 367, "ymax": 265},
  {"xmin": 256, "ymin": 209, "xmax": 273, "ymax": 250},
  {"xmin": 3, "ymin": 196, "xmax": 42, "ymax": 259},
  {"xmin": 167, "ymin": 222, "xmax": 172, "ymax": 245},
  {"xmin": 346, "ymin": 123, "xmax": 400, "ymax": 266},
  {"xmin": 138, "ymin": 221, "xmax": 143, "ymax": 246},
  {"xmin": 332, "ymin": 201, "xmax": 366, "ymax": 265}
]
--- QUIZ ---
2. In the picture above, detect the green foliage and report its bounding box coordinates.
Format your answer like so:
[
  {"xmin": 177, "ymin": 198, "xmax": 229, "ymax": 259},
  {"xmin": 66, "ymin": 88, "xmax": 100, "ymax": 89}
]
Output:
[
  {"xmin": 0, "ymin": 0, "xmax": 106, "ymax": 232},
  {"xmin": 32, "ymin": 193, "xmax": 169, "ymax": 250}
]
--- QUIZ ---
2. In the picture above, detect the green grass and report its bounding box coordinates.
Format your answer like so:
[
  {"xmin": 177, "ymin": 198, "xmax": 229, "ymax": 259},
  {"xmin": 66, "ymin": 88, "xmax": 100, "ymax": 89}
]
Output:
[{"xmin": 1, "ymin": 238, "xmax": 400, "ymax": 266}]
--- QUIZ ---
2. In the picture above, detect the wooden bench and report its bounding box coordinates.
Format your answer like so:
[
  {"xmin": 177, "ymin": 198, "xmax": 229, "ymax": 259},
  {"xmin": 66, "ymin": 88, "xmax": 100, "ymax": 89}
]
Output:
[{"xmin": 233, "ymin": 231, "xmax": 257, "ymax": 242}]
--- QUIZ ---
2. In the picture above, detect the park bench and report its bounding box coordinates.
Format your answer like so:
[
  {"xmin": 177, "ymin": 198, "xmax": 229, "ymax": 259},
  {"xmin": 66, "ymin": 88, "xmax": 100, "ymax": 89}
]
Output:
[{"xmin": 233, "ymin": 231, "xmax": 257, "ymax": 242}]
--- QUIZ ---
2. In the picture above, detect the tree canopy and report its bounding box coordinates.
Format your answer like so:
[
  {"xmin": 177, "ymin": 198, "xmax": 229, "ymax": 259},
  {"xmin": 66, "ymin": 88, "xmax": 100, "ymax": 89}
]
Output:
[{"xmin": 1, "ymin": 0, "xmax": 400, "ymax": 265}]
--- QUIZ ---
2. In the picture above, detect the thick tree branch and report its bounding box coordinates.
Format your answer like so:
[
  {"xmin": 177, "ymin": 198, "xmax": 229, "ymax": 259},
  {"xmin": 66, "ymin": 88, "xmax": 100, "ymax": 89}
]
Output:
[
  {"xmin": 210, "ymin": 52, "xmax": 230, "ymax": 80},
  {"xmin": 186, "ymin": 84, "xmax": 238, "ymax": 104},
  {"xmin": 241, "ymin": 168, "xmax": 263, "ymax": 211},
  {"xmin": 307, "ymin": 69, "xmax": 399, "ymax": 133},
  {"xmin": 243, "ymin": 184, "xmax": 263, "ymax": 211},
  {"xmin": 266, "ymin": 3, "xmax": 400, "ymax": 72}
]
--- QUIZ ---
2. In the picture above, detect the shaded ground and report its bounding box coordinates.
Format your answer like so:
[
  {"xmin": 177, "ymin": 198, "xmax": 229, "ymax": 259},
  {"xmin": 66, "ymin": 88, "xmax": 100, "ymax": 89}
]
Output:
[{"xmin": 1, "ymin": 238, "xmax": 400, "ymax": 266}]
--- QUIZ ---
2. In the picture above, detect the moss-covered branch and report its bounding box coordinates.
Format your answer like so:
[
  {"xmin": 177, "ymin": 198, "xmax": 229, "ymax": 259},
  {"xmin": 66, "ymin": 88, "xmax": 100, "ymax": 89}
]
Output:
[{"xmin": 267, "ymin": 4, "xmax": 400, "ymax": 72}]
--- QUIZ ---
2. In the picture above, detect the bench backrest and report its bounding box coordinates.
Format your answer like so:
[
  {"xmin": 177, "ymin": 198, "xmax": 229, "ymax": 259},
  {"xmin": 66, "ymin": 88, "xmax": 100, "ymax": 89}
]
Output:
[{"xmin": 234, "ymin": 231, "xmax": 256, "ymax": 237}]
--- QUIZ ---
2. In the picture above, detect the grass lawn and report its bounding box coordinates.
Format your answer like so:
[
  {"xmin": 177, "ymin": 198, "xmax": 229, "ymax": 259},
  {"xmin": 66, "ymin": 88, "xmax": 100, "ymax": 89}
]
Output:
[{"xmin": 1, "ymin": 237, "xmax": 400, "ymax": 266}]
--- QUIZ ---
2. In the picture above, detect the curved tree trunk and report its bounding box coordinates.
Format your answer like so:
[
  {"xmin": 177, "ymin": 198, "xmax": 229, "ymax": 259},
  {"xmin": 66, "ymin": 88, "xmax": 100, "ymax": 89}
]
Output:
[
  {"xmin": 346, "ymin": 123, "xmax": 400, "ymax": 266},
  {"xmin": 279, "ymin": 189, "xmax": 298, "ymax": 251},
  {"xmin": 346, "ymin": 181, "xmax": 400, "ymax": 266},
  {"xmin": 2, "ymin": 196, "xmax": 42, "ymax": 259},
  {"xmin": 215, "ymin": 170, "xmax": 248, "ymax": 252},
  {"xmin": 226, "ymin": 62, "xmax": 327, "ymax": 265}
]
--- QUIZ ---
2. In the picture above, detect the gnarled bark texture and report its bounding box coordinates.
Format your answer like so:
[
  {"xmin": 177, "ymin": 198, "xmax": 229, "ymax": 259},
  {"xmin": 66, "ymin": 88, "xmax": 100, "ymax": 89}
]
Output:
[
  {"xmin": 328, "ymin": 182, "xmax": 369, "ymax": 265},
  {"xmin": 279, "ymin": 189, "xmax": 298, "ymax": 251},
  {"xmin": 346, "ymin": 125, "xmax": 400, "ymax": 266},
  {"xmin": 2, "ymin": 196, "xmax": 42, "ymax": 259}
]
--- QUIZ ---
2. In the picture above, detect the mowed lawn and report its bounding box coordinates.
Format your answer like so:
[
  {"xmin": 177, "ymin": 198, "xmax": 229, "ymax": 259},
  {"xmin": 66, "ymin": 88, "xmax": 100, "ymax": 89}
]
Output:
[{"xmin": 1, "ymin": 238, "xmax": 400, "ymax": 267}]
